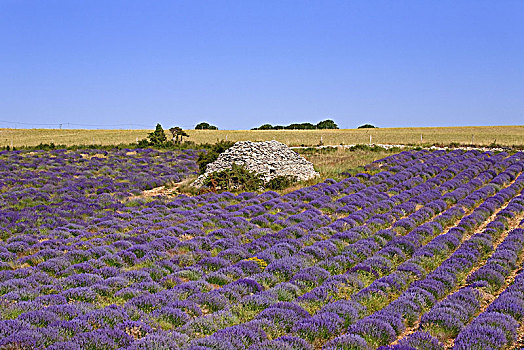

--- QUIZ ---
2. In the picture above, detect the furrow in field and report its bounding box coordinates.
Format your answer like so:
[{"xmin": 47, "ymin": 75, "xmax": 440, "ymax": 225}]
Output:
[
  {"xmin": 324, "ymin": 174, "xmax": 524, "ymax": 350},
  {"xmin": 451, "ymin": 227, "xmax": 524, "ymax": 349},
  {"xmin": 389, "ymin": 195, "xmax": 524, "ymax": 347},
  {"xmin": 383, "ymin": 194, "xmax": 524, "ymax": 350}
]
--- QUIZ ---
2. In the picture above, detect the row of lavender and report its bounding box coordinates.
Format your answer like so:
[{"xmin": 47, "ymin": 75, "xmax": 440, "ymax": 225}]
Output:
[
  {"xmin": 0, "ymin": 148, "xmax": 523, "ymax": 349},
  {"xmin": 192, "ymin": 155, "xmax": 524, "ymax": 350},
  {"xmin": 384, "ymin": 227, "xmax": 524, "ymax": 350},
  {"xmin": 0, "ymin": 148, "xmax": 198, "ymax": 239}
]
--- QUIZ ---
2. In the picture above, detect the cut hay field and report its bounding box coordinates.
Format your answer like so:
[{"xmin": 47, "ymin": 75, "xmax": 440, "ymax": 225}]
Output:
[{"xmin": 1, "ymin": 125, "xmax": 523, "ymax": 147}]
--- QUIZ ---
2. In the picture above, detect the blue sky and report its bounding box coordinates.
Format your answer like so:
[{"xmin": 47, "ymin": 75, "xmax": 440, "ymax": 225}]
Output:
[{"xmin": 1, "ymin": 1, "xmax": 523, "ymax": 129}]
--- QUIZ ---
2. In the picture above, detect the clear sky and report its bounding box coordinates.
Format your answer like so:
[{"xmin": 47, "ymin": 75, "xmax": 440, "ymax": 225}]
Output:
[{"xmin": 1, "ymin": 1, "xmax": 523, "ymax": 130}]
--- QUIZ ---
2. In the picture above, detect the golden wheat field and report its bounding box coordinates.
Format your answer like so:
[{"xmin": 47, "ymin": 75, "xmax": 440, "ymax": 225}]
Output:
[{"xmin": 0, "ymin": 126, "xmax": 523, "ymax": 147}]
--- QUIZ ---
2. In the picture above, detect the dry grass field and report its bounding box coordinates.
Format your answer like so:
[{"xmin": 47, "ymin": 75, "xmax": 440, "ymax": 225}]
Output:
[
  {"xmin": 300, "ymin": 147, "xmax": 398, "ymax": 179},
  {"xmin": 1, "ymin": 125, "xmax": 523, "ymax": 148},
  {"xmin": 186, "ymin": 126, "xmax": 524, "ymax": 147},
  {"xmin": 0, "ymin": 129, "xmax": 149, "ymax": 147}
]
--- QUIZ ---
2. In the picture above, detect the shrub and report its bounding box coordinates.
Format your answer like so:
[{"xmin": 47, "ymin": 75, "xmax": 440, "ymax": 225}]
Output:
[
  {"xmin": 197, "ymin": 140, "xmax": 235, "ymax": 174},
  {"xmin": 204, "ymin": 163, "xmax": 263, "ymax": 191},
  {"xmin": 266, "ymin": 175, "xmax": 298, "ymax": 190}
]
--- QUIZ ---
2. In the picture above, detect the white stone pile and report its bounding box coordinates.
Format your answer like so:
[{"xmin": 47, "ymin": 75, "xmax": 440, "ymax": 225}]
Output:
[{"xmin": 192, "ymin": 140, "xmax": 319, "ymax": 187}]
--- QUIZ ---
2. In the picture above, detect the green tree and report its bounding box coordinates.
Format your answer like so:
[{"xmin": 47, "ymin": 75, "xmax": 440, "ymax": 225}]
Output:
[
  {"xmin": 169, "ymin": 127, "xmax": 190, "ymax": 144},
  {"xmin": 254, "ymin": 123, "xmax": 273, "ymax": 130},
  {"xmin": 286, "ymin": 122, "xmax": 315, "ymax": 130},
  {"xmin": 316, "ymin": 119, "xmax": 339, "ymax": 129},
  {"xmin": 147, "ymin": 123, "xmax": 168, "ymax": 145},
  {"xmin": 358, "ymin": 124, "xmax": 377, "ymax": 129},
  {"xmin": 195, "ymin": 122, "xmax": 218, "ymax": 130}
]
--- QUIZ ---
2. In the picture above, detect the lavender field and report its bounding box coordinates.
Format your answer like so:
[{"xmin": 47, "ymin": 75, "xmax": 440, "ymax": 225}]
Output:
[{"xmin": 1, "ymin": 148, "xmax": 524, "ymax": 350}]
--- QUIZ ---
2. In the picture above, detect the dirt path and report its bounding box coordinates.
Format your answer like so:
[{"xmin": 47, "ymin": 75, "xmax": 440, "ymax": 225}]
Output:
[
  {"xmin": 127, "ymin": 183, "xmax": 184, "ymax": 200},
  {"xmin": 389, "ymin": 185, "xmax": 523, "ymax": 348}
]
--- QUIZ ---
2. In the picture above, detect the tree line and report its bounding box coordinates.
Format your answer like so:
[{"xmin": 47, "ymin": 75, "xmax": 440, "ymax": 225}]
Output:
[
  {"xmin": 142, "ymin": 120, "xmax": 376, "ymax": 147},
  {"xmin": 193, "ymin": 120, "xmax": 377, "ymax": 130},
  {"xmin": 195, "ymin": 120, "xmax": 343, "ymax": 130},
  {"xmin": 251, "ymin": 119, "xmax": 339, "ymax": 130}
]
